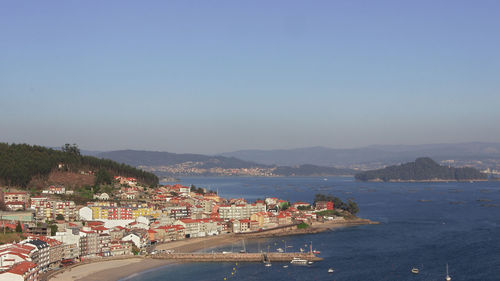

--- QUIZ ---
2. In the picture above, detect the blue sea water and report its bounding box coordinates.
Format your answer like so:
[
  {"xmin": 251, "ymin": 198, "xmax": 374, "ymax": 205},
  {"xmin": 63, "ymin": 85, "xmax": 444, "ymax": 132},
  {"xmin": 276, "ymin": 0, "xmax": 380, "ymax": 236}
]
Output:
[{"xmin": 122, "ymin": 177, "xmax": 500, "ymax": 281}]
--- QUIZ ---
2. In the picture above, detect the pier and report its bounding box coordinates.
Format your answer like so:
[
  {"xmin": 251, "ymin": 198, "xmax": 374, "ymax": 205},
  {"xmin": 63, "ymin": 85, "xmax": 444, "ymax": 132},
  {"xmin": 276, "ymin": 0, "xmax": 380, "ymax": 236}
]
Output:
[{"xmin": 151, "ymin": 252, "xmax": 322, "ymax": 262}]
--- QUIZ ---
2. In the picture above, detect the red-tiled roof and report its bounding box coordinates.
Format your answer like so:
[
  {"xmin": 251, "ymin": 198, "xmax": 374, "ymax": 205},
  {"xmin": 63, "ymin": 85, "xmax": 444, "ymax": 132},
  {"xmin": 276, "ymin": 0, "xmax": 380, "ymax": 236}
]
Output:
[{"xmin": 7, "ymin": 261, "xmax": 37, "ymax": 275}]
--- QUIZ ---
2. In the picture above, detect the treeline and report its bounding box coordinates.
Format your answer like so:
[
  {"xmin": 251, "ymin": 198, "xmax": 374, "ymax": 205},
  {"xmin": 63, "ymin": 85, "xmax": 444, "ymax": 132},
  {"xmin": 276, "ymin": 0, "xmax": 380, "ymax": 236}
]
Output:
[
  {"xmin": 0, "ymin": 143, "xmax": 158, "ymax": 187},
  {"xmin": 273, "ymin": 164, "xmax": 354, "ymax": 176},
  {"xmin": 355, "ymin": 157, "xmax": 487, "ymax": 182}
]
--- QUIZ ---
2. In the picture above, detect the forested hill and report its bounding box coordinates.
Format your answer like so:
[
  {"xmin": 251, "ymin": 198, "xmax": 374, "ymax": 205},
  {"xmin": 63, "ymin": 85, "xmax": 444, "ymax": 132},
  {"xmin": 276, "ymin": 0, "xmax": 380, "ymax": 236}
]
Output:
[
  {"xmin": 355, "ymin": 157, "xmax": 487, "ymax": 182},
  {"xmin": 0, "ymin": 143, "xmax": 158, "ymax": 187},
  {"xmin": 97, "ymin": 150, "xmax": 267, "ymax": 169}
]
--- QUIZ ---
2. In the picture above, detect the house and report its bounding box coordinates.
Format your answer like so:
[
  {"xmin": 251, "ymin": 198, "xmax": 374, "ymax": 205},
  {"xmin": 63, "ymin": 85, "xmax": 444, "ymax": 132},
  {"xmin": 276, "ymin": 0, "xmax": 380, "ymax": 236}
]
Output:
[
  {"xmin": 153, "ymin": 225, "xmax": 185, "ymax": 242},
  {"xmin": 315, "ymin": 201, "xmax": 334, "ymax": 211},
  {"xmin": 26, "ymin": 235, "xmax": 63, "ymax": 269},
  {"xmin": 42, "ymin": 186, "xmax": 65, "ymax": 195},
  {"xmin": 110, "ymin": 241, "xmax": 132, "ymax": 256},
  {"xmin": 3, "ymin": 192, "xmax": 29, "ymax": 208},
  {"xmin": 0, "ymin": 244, "xmax": 34, "ymax": 271},
  {"xmin": 97, "ymin": 234, "xmax": 111, "ymax": 257},
  {"xmin": 30, "ymin": 198, "xmax": 76, "ymax": 221},
  {"xmin": 93, "ymin": 193, "xmax": 110, "ymax": 201},
  {"xmin": 292, "ymin": 202, "xmax": 311, "ymax": 209},
  {"xmin": 147, "ymin": 229, "xmax": 157, "ymax": 242},
  {"xmin": 5, "ymin": 201, "xmax": 25, "ymax": 211},
  {"xmin": 52, "ymin": 228, "xmax": 81, "ymax": 260},
  {"xmin": 121, "ymin": 233, "xmax": 143, "ymax": 248},
  {"xmin": 79, "ymin": 228, "xmax": 98, "ymax": 259},
  {"xmin": 277, "ymin": 212, "xmax": 293, "ymax": 225},
  {"xmin": 21, "ymin": 239, "xmax": 50, "ymax": 271},
  {"xmin": 0, "ymin": 261, "xmax": 38, "ymax": 281},
  {"xmin": 177, "ymin": 219, "xmax": 200, "ymax": 238}
]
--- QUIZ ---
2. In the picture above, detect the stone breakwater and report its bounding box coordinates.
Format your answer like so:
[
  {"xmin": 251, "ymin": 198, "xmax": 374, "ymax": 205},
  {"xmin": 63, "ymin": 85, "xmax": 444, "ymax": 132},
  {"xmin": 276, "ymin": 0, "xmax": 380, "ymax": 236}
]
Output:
[{"xmin": 151, "ymin": 252, "xmax": 322, "ymax": 262}]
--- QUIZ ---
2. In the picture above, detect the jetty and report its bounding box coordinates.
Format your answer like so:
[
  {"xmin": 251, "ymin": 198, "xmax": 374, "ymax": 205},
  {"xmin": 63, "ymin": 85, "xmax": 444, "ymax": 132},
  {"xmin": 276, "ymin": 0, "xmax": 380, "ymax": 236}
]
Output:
[{"xmin": 151, "ymin": 252, "xmax": 322, "ymax": 262}]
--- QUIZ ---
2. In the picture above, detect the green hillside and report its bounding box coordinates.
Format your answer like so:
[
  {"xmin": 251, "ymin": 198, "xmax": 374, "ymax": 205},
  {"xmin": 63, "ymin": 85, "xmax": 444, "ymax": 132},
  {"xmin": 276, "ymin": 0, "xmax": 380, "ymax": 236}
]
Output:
[{"xmin": 0, "ymin": 143, "xmax": 158, "ymax": 187}]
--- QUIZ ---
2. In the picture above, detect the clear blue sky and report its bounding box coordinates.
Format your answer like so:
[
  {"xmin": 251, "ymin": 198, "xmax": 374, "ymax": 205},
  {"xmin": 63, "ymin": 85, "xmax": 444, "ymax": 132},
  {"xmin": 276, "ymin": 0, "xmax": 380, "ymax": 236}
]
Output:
[{"xmin": 1, "ymin": 0, "xmax": 499, "ymax": 154}]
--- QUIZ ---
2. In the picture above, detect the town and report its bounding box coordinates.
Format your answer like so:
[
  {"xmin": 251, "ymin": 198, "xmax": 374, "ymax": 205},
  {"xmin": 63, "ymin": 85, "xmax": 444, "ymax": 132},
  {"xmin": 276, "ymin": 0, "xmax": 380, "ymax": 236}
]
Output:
[{"xmin": 0, "ymin": 176, "xmax": 352, "ymax": 281}]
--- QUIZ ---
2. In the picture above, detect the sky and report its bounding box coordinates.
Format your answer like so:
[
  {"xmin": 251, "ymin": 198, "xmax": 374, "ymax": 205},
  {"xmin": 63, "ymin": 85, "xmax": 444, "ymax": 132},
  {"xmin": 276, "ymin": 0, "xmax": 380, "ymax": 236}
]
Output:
[{"xmin": 1, "ymin": 0, "xmax": 500, "ymax": 154}]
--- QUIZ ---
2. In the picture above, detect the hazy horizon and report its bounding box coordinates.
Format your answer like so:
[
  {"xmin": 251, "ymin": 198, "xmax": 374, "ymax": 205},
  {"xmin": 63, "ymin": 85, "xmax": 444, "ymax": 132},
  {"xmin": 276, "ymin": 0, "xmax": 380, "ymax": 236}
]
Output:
[{"xmin": 2, "ymin": 1, "xmax": 500, "ymax": 154}]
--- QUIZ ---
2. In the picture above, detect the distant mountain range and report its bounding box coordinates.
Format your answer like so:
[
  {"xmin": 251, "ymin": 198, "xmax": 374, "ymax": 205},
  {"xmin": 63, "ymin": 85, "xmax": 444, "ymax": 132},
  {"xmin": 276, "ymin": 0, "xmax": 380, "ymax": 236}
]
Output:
[
  {"xmin": 79, "ymin": 142, "xmax": 500, "ymax": 177},
  {"xmin": 220, "ymin": 142, "xmax": 500, "ymax": 168},
  {"xmin": 94, "ymin": 150, "xmax": 354, "ymax": 177},
  {"xmin": 96, "ymin": 150, "xmax": 265, "ymax": 169}
]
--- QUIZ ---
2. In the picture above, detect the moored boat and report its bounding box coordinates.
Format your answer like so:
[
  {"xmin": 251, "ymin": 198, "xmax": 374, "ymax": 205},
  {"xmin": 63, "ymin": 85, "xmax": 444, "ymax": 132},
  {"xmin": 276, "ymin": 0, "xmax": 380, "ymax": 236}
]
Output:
[
  {"xmin": 290, "ymin": 257, "xmax": 308, "ymax": 265},
  {"xmin": 446, "ymin": 264, "xmax": 451, "ymax": 281}
]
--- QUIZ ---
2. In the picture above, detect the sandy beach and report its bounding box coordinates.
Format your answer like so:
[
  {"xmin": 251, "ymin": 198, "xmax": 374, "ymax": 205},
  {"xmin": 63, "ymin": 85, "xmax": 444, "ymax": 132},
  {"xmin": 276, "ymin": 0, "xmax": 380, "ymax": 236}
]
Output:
[
  {"xmin": 48, "ymin": 258, "xmax": 173, "ymax": 281},
  {"xmin": 48, "ymin": 218, "xmax": 376, "ymax": 281}
]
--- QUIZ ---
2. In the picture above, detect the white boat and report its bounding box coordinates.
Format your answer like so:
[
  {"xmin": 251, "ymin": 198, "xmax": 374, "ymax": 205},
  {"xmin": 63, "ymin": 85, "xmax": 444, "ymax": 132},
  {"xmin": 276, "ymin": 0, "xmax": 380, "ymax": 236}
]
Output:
[
  {"xmin": 328, "ymin": 268, "xmax": 334, "ymax": 273},
  {"xmin": 411, "ymin": 267, "xmax": 419, "ymax": 274},
  {"xmin": 290, "ymin": 257, "xmax": 308, "ymax": 265},
  {"xmin": 307, "ymin": 261, "xmax": 314, "ymax": 265},
  {"xmin": 282, "ymin": 265, "xmax": 288, "ymax": 268},
  {"xmin": 446, "ymin": 264, "xmax": 451, "ymax": 281},
  {"xmin": 276, "ymin": 248, "xmax": 284, "ymax": 253},
  {"xmin": 264, "ymin": 262, "xmax": 272, "ymax": 267}
]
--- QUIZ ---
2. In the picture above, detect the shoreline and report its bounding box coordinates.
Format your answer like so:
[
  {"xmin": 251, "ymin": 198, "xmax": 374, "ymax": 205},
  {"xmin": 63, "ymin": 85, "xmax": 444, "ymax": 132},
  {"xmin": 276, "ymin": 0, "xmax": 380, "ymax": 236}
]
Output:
[
  {"xmin": 48, "ymin": 218, "xmax": 376, "ymax": 281},
  {"xmin": 364, "ymin": 178, "xmax": 489, "ymax": 183}
]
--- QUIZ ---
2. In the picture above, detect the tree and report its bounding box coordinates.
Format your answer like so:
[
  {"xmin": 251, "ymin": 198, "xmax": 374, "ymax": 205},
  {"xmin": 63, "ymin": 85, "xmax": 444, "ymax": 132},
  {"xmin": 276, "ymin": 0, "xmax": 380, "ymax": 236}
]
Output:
[
  {"xmin": 132, "ymin": 245, "xmax": 140, "ymax": 255},
  {"xmin": 95, "ymin": 169, "xmax": 112, "ymax": 186},
  {"xmin": 346, "ymin": 200, "xmax": 359, "ymax": 215},
  {"xmin": 281, "ymin": 202, "xmax": 290, "ymax": 211},
  {"xmin": 61, "ymin": 143, "xmax": 81, "ymax": 156},
  {"xmin": 15, "ymin": 221, "xmax": 22, "ymax": 232},
  {"xmin": 49, "ymin": 224, "xmax": 58, "ymax": 236},
  {"xmin": 56, "ymin": 214, "xmax": 65, "ymax": 221}
]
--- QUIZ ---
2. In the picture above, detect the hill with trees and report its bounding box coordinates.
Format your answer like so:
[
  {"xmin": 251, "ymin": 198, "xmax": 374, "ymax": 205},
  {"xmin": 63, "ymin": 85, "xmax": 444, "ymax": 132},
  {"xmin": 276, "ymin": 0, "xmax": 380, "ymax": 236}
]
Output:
[
  {"xmin": 0, "ymin": 143, "xmax": 158, "ymax": 188},
  {"xmin": 97, "ymin": 149, "xmax": 266, "ymax": 169},
  {"xmin": 355, "ymin": 157, "xmax": 488, "ymax": 182}
]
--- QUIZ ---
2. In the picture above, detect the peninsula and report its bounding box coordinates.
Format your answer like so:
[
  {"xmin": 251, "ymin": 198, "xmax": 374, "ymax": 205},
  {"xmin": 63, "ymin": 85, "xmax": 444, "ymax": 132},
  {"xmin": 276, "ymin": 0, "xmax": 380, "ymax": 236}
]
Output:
[{"xmin": 355, "ymin": 157, "xmax": 488, "ymax": 182}]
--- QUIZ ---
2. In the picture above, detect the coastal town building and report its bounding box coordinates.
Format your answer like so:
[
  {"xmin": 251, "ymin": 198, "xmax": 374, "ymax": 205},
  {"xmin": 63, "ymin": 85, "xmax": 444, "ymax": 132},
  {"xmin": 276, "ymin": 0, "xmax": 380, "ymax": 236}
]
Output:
[
  {"xmin": 30, "ymin": 197, "xmax": 76, "ymax": 221},
  {"xmin": 218, "ymin": 203, "xmax": 266, "ymax": 220}
]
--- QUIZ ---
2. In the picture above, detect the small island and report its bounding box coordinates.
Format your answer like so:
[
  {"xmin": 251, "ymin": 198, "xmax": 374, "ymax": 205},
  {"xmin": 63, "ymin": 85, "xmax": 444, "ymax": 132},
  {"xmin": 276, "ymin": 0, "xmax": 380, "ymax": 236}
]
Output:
[{"xmin": 355, "ymin": 157, "xmax": 488, "ymax": 182}]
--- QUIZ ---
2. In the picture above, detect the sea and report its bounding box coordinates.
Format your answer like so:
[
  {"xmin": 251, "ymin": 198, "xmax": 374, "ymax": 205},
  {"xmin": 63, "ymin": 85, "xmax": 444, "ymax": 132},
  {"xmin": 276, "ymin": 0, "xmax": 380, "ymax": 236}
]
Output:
[{"xmin": 121, "ymin": 176, "xmax": 500, "ymax": 281}]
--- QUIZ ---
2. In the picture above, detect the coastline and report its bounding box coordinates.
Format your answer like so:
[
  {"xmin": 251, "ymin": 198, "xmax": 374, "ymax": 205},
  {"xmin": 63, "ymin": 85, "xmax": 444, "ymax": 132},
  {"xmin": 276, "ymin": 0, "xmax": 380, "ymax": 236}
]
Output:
[
  {"xmin": 48, "ymin": 218, "xmax": 376, "ymax": 281},
  {"xmin": 364, "ymin": 178, "xmax": 489, "ymax": 183}
]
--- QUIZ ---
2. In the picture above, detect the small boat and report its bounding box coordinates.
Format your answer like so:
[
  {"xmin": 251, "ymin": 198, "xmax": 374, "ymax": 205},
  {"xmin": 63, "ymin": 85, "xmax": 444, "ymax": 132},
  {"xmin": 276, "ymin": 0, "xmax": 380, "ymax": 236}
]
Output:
[
  {"xmin": 312, "ymin": 250, "xmax": 321, "ymax": 254},
  {"xmin": 446, "ymin": 264, "xmax": 451, "ymax": 281},
  {"xmin": 299, "ymin": 248, "xmax": 304, "ymax": 252},
  {"xmin": 290, "ymin": 257, "xmax": 308, "ymax": 265},
  {"xmin": 411, "ymin": 267, "xmax": 419, "ymax": 274},
  {"xmin": 307, "ymin": 261, "xmax": 314, "ymax": 265},
  {"xmin": 328, "ymin": 268, "xmax": 334, "ymax": 273},
  {"xmin": 282, "ymin": 265, "xmax": 289, "ymax": 268},
  {"xmin": 276, "ymin": 248, "xmax": 284, "ymax": 253},
  {"xmin": 264, "ymin": 262, "xmax": 272, "ymax": 267}
]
